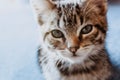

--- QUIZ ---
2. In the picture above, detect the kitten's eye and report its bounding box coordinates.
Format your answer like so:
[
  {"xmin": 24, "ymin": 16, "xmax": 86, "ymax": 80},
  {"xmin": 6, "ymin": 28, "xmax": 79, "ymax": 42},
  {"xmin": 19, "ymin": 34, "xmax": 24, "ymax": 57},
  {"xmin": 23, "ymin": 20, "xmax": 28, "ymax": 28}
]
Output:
[
  {"xmin": 81, "ymin": 25, "xmax": 93, "ymax": 34},
  {"xmin": 51, "ymin": 30, "xmax": 64, "ymax": 38}
]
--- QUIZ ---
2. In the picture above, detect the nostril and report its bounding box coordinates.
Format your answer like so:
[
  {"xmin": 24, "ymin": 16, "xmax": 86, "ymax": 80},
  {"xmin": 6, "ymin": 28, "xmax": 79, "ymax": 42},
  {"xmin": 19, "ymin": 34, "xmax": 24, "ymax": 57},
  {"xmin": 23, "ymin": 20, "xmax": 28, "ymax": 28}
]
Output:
[{"xmin": 69, "ymin": 46, "xmax": 79, "ymax": 54}]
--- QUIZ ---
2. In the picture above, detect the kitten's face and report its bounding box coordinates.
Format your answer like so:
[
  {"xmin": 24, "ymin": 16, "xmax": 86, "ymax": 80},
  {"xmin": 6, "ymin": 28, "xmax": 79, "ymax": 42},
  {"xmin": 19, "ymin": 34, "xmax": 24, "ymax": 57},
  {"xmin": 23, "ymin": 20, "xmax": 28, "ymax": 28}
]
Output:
[{"xmin": 31, "ymin": 0, "xmax": 107, "ymax": 62}]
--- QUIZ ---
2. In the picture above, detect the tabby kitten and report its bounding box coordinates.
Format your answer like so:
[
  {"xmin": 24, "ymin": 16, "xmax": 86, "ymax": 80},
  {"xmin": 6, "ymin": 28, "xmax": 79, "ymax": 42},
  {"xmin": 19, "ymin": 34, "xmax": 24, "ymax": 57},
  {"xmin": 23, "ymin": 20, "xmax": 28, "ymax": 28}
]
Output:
[{"xmin": 30, "ymin": 0, "xmax": 114, "ymax": 80}]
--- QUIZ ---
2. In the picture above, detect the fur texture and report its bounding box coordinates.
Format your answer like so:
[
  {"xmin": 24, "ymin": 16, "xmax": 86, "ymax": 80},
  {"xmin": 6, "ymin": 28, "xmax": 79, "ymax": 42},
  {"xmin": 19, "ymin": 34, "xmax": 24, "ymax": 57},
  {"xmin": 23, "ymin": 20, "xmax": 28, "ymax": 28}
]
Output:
[{"xmin": 30, "ymin": 0, "xmax": 117, "ymax": 80}]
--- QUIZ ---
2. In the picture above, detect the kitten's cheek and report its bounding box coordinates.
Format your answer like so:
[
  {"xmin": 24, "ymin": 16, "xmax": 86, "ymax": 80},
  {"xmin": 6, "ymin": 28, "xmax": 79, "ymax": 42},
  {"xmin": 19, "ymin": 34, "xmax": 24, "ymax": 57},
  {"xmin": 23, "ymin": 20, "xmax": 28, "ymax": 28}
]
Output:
[
  {"xmin": 56, "ymin": 45, "xmax": 67, "ymax": 50},
  {"xmin": 44, "ymin": 39, "xmax": 54, "ymax": 49},
  {"xmin": 44, "ymin": 41, "xmax": 52, "ymax": 48}
]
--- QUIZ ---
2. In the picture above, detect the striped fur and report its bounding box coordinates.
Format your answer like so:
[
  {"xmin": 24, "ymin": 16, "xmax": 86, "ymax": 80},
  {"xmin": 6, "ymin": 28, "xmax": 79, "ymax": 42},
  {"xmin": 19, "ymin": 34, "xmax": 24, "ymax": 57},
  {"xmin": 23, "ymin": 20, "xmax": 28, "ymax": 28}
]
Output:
[{"xmin": 30, "ymin": 0, "xmax": 115, "ymax": 80}]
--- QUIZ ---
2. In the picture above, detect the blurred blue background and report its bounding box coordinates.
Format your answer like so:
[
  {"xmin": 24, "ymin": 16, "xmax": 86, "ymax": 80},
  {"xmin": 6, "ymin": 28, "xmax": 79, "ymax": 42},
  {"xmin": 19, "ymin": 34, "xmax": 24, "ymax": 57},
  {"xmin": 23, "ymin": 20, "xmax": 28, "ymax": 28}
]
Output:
[{"xmin": 0, "ymin": 0, "xmax": 120, "ymax": 80}]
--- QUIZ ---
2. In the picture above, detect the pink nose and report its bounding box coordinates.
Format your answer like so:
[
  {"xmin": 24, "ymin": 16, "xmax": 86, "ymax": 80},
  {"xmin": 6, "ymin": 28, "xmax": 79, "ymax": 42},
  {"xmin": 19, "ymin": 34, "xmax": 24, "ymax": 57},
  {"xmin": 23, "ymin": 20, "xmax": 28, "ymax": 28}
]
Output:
[{"xmin": 69, "ymin": 46, "xmax": 79, "ymax": 56}]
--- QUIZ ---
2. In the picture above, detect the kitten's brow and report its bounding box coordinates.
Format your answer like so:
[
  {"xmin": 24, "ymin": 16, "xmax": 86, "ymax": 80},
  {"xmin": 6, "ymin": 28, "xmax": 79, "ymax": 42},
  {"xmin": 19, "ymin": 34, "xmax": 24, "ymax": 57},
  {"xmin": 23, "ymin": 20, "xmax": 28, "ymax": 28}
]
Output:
[{"xmin": 95, "ymin": 24, "xmax": 106, "ymax": 33}]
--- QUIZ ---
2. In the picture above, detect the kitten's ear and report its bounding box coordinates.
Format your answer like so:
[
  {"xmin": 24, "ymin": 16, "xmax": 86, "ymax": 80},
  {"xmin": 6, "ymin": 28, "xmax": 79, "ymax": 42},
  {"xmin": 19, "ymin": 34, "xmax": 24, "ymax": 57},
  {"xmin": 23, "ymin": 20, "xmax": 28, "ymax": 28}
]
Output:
[
  {"xmin": 85, "ymin": 0, "xmax": 108, "ymax": 16},
  {"xmin": 30, "ymin": 0, "xmax": 56, "ymax": 25},
  {"xmin": 94, "ymin": 0, "xmax": 108, "ymax": 16}
]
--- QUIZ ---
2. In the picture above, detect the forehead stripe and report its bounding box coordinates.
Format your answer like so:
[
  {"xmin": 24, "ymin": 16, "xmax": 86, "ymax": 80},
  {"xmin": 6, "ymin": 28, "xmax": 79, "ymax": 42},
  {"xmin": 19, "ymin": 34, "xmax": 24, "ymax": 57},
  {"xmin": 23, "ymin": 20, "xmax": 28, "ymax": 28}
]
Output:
[{"xmin": 80, "ymin": 16, "xmax": 83, "ymax": 25}]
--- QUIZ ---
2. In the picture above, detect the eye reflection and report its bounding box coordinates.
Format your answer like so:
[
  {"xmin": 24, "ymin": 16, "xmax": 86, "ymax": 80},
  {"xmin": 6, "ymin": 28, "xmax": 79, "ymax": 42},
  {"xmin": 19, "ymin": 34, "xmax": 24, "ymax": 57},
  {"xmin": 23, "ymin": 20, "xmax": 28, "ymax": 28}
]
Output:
[{"xmin": 51, "ymin": 29, "xmax": 64, "ymax": 38}]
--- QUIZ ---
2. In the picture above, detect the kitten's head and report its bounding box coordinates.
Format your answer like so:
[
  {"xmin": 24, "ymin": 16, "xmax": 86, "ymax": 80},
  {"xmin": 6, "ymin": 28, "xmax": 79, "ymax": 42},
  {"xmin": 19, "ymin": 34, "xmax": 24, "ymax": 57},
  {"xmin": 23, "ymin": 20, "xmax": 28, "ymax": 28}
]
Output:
[{"xmin": 31, "ymin": 0, "xmax": 108, "ymax": 63}]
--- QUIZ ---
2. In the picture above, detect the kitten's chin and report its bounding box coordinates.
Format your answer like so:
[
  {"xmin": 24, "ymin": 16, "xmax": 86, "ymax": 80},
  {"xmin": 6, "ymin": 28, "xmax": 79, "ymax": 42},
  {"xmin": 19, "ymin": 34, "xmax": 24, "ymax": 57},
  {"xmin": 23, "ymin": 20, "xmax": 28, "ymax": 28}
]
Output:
[{"xmin": 67, "ymin": 56, "xmax": 85, "ymax": 64}]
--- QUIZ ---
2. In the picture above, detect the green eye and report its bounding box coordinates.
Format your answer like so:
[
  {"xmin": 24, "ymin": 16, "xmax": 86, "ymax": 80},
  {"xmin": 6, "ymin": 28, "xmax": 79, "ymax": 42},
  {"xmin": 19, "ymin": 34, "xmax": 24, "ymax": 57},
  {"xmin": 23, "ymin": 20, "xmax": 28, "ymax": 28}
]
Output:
[
  {"xmin": 81, "ymin": 25, "xmax": 93, "ymax": 34},
  {"xmin": 51, "ymin": 30, "xmax": 64, "ymax": 38}
]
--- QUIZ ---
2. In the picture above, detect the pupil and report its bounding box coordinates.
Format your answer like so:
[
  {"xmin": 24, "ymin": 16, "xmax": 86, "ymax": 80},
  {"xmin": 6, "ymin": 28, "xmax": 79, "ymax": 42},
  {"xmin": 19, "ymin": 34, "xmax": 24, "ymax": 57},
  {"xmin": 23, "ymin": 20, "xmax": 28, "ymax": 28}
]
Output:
[{"xmin": 56, "ymin": 31, "xmax": 61, "ymax": 36}]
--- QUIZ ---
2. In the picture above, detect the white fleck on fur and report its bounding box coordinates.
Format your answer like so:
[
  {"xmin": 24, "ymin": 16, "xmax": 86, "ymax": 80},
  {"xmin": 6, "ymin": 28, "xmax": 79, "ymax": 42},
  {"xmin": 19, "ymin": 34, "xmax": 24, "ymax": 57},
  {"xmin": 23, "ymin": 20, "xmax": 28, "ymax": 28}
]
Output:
[
  {"xmin": 51, "ymin": 0, "xmax": 86, "ymax": 5},
  {"xmin": 30, "ymin": 0, "xmax": 86, "ymax": 18}
]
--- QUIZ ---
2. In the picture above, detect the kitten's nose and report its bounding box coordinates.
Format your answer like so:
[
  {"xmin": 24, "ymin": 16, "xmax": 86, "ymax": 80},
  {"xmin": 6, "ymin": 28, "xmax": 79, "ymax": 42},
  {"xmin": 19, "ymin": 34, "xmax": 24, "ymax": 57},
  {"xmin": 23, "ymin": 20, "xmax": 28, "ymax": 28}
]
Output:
[{"xmin": 69, "ymin": 46, "xmax": 79, "ymax": 56}]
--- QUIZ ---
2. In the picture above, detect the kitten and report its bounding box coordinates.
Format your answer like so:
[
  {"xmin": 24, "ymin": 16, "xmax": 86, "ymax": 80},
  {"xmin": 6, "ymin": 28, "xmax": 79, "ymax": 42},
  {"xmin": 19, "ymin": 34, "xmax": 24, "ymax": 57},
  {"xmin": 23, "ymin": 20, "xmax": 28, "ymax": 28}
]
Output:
[{"xmin": 30, "ymin": 0, "xmax": 119, "ymax": 80}]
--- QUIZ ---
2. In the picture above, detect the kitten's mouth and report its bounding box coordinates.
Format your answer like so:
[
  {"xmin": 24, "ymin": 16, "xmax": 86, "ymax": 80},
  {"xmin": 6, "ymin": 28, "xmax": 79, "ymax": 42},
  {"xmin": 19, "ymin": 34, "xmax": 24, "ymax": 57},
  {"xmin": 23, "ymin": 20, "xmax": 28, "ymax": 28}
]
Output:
[
  {"xmin": 71, "ymin": 54, "xmax": 79, "ymax": 57},
  {"xmin": 72, "ymin": 54, "xmax": 77, "ymax": 57},
  {"xmin": 71, "ymin": 52, "xmax": 79, "ymax": 57}
]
